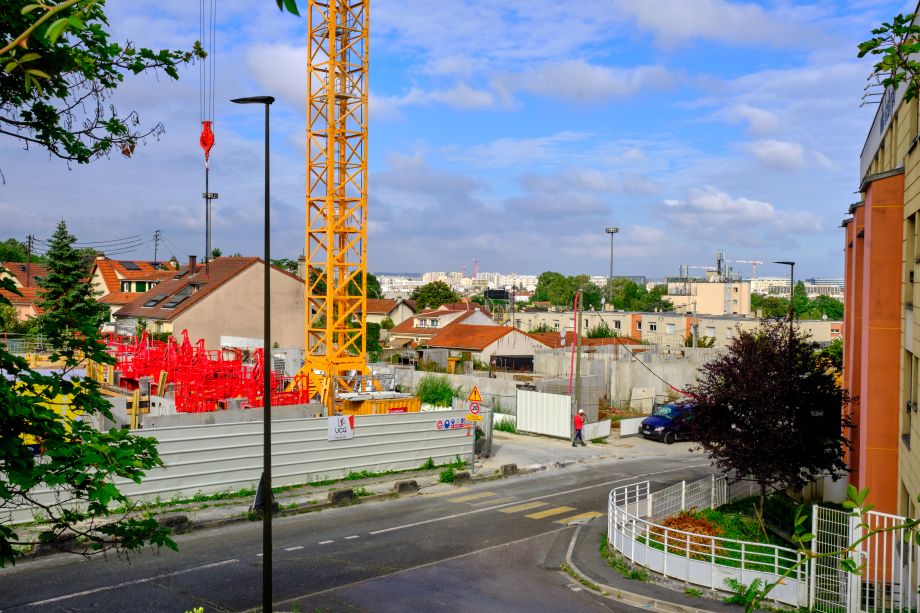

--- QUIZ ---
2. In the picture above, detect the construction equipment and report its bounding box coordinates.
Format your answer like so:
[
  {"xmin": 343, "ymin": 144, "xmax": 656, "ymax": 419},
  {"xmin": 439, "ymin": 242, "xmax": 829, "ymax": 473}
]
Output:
[
  {"xmin": 730, "ymin": 259, "xmax": 764, "ymax": 279},
  {"xmin": 293, "ymin": 0, "xmax": 418, "ymax": 416}
]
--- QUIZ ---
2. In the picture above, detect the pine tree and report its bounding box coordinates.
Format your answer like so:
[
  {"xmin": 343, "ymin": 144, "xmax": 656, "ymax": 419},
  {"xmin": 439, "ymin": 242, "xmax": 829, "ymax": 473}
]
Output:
[{"xmin": 0, "ymin": 221, "xmax": 175, "ymax": 566}]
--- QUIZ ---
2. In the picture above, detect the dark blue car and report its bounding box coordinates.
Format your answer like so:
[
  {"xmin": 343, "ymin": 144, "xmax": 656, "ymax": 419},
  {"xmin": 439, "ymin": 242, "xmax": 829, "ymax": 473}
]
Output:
[{"xmin": 640, "ymin": 402, "xmax": 694, "ymax": 444}]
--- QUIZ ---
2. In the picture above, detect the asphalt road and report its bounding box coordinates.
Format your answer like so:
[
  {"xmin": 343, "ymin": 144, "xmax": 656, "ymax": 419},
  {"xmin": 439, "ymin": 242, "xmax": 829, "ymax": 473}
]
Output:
[{"xmin": 0, "ymin": 449, "xmax": 713, "ymax": 612}]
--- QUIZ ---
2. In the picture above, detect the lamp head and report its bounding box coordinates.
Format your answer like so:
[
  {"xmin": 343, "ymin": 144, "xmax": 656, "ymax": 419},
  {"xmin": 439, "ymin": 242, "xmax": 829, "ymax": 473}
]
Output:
[
  {"xmin": 605, "ymin": 227, "xmax": 619, "ymax": 234},
  {"xmin": 231, "ymin": 96, "xmax": 275, "ymax": 105},
  {"xmin": 773, "ymin": 260, "xmax": 795, "ymax": 266}
]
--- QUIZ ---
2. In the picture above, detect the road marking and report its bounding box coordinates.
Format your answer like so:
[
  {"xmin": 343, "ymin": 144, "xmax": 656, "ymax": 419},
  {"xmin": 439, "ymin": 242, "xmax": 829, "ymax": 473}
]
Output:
[
  {"xmin": 447, "ymin": 492, "xmax": 496, "ymax": 503},
  {"xmin": 318, "ymin": 540, "xmax": 334, "ymax": 545},
  {"xmin": 23, "ymin": 559, "xmax": 240, "ymax": 607},
  {"xmin": 256, "ymin": 554, "xmax": 263, "ymax": 557},
  {"xmin": 526, "ymin": 506, "xmax": 576, "ymax": 519},
  {"xmin": 471, "ymin": 496, "xmax": 516, "ymax": 506},
  {"xmin": 368, "ymin": 463, "xmax": 711, "ymax": 536},
  {"xmin": 555, "ymin": 511, "xmax": 603, "ymax": 524},
  {"xmin": 498, "ymin": 502, "xmax": 548, "ymax": 514},
  {"xmin": 273, "ymin": 528, "xmax": 572, "ymax": 609},
  {"xmin": 345, "ymin": 535, "xmax": 359, "ymax": 540},
  {"xmin": 285, "ymin": 546, "xmax": 304, "ymax": 551}
]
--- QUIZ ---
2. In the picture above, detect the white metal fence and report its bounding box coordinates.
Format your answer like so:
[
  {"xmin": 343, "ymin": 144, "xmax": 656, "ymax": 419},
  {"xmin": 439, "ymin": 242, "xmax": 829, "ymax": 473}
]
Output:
[
  {"xmin": 2, "ymin": 409, "xmax": 475, "ymax": 525},
  {"xmin": 608, "ymin": 477, "xmax": 807, "ymax": 607},
  {"xmin": 516, "ymin": 389, "xmax": 570, "ymax": 438}
]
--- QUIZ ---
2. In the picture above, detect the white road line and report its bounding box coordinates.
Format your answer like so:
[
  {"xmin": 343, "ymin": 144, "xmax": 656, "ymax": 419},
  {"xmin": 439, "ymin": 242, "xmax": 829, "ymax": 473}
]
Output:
[
  {"xmin": 23, "ymin": 559, "xmax": 240, "ymax": 607},
  {"xmin": 273, "ymin": 527, "xmax": 571, "ymax": 609},
  {"xmin": 256, "ymin": 553, "xmax": 263, "ymax": 557},
  {"xmin": 369, "ymin": 463, "xmax": 711, "ymax": 536},
  {"xmin": 285, "ymin": 546, "xmax": 304, "ymax": 551},
  {"xmin": 345, "ymin": 535, "xmax": 359, "ymax": 540},
  {"xmin": 318, "ymin": 540, "xmax": 334, "ymax": 545}
]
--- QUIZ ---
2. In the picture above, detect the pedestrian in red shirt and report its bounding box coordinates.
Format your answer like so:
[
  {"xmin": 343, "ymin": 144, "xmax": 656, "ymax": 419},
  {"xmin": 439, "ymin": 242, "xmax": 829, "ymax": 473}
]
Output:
[{"xmin": 573, "ymin": 409, "xmax": 586, "ymax": 447}]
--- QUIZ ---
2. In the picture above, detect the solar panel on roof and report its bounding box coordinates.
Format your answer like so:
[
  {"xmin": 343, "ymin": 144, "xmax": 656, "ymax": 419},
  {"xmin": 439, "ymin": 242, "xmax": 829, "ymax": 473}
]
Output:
[
  {"xmin": 119, "ymin": 261, "xmax": 141, "ymax": 271},
  {"xmin": 18, "ymin": 265, "xmax": 26, "ymax": 272},
  {"xmin": 162, "ymin": 295, "xmax": 190, "ymax": 309}
]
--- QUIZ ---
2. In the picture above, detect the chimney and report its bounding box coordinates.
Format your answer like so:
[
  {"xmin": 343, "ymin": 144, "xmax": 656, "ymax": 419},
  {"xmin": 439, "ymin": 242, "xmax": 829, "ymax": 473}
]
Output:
[
  {"xmin": 297, "ymin": 254, "xmax": 307, "ymax": 280},
  {"xmin": 189, "ymin": 255, "xmax": 197, "ymax": 272}
]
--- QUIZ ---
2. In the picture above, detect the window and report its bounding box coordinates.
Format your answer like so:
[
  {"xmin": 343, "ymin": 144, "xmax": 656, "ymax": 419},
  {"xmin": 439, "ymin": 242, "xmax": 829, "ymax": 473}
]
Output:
[
  {"xmin": 705, "ymin": 326, "xmax": 716, "ymax": 337},
  {"xmin": 121, "ymin": 281, "xmax": 131, "ymax": 292},
  {"xmin": 173, "ymin": 270, "xmax": 189, "ymax": 280},
  {"xmin": 649, "ymin": 322, "xmax": 657, "ymax": 332},
  {"xmin": 163, "ymin": 286, "xmax": 194, "ymax": 309},
  {"xmin": 636, "ymin": 321, "xmax": 642, "ymax": 331},
  {"xmin": 136, "ymin": 282, "xmax": 147, "ymax": 292},
  {"xmin": 666, "ymin": 323, "xmax": 675, "ymax": 335},
  {"xmin": 613, "ymin": 320, "xmax": 621, "ymax": 330},
  {"xmin": 553, "ymin": 321, "xmax": 560, "ymax": 331},
  {"xmin": 142, "ymin": 293, "xmax": 169, "ymax": 308}
]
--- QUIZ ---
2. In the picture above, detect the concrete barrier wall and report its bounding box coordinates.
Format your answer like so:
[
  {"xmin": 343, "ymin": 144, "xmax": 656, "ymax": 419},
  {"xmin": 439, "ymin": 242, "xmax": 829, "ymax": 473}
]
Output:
[
  {"xmin": 5, "ymin": 410, "xmax": 474, "ymax": 525},
  {"xmin": 619, "ymin": 417, "xmax": 645, "ymax": 437}
]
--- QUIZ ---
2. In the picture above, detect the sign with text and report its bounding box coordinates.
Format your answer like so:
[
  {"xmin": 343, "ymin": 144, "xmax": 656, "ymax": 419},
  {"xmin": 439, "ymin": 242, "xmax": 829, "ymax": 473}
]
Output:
[
  {"xmin": 466, "ymin": 413, "xmax": 483, "ymax": 422},
  {"xmin": 327, "ymin": 415, "xmax": 355, "ymax": 441},
  {"xmin": 469, "ymin": 402, "xmax": 480, "ymax": 415}
]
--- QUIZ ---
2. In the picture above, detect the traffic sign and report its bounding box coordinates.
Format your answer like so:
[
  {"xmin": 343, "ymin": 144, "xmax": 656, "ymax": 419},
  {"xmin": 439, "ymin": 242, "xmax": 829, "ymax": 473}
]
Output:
[
  {"xmin": 466, "ymin": 414, "xmax": 483, "ymax": 422},
  {"xmin": 467, "ymin": 386, "xmax": 483, "ymax": 403},
  {"xmin": 469, "ymin": 402, "xmax": 480, "ymax": 414}
]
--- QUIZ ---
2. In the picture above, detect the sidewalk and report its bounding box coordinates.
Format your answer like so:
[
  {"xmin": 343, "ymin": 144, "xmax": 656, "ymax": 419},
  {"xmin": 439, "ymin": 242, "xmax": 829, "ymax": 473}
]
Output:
[{"xmin": 564, "ymin": 517, "xmax": 745, "ymax": 613}]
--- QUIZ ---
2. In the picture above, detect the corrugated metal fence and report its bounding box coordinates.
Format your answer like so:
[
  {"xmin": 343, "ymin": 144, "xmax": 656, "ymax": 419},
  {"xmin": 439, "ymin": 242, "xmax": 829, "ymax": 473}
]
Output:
[
  {"xmin": 516, "ymin": 389, "xmax": 570, "ymax": 438},
  {"xmin": 4, "ymin": 410, "xmax": 474, "ymax": 525}
]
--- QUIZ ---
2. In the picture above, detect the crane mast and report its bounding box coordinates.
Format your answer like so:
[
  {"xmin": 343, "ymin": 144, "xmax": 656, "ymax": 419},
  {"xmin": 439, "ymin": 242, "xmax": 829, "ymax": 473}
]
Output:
[{"xmin": 305, "ymin": 0, "xmax": 370, "ymax": 411}]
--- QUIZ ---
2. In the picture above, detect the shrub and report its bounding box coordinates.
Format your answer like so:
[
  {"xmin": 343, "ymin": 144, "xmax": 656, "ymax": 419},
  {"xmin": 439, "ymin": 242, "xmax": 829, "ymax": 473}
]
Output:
[
  {"xmin": 439, "ymin": 468, "xmax": 456, "ymax": 483},
  {"xmin": 416, "ymin": 374, "xmax": 459, "ymax": 407},
  {"xmin": 495, "ymin": 419, "xmax": 517, "ymax": 434}
]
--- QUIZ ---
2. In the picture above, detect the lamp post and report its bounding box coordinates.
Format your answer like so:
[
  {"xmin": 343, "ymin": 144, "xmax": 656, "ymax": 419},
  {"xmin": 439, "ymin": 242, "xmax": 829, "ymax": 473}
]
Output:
[
  {"xmin": 773, "ymin": 260, "xmax": 795, "ymax": 340},
  {"xmin": 231, "ymin": 95, "xmax": 274, "ymax": 612},
  {"xmin": 605, "ymin": 227, "xmax": 619, "ymax": 308}
]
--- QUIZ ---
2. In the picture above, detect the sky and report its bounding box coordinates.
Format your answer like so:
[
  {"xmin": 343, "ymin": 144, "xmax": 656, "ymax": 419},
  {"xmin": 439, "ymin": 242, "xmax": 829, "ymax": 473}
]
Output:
[{"xmin": 0, "ymin": 0, "xmax": 912, "ymax": 279}]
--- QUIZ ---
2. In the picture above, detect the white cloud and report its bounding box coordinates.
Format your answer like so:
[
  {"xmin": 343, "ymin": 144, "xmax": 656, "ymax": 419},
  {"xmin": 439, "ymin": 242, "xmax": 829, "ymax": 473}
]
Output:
[
  {"xmin": 613, "ymin": 0, "xmax": 820, "ymax": 48},
  {"xmin": 494, "ymin": 61, "xmax": 676, "ymax": 104},
  {"xmin": 663, "ymin": 186, "xmax": 822, "ymax": 245},
  {"xmin": 724, "ymin": 104, "xmax": 779, "ymax": 135},
  {"xmin": 747, "ymin": 139, "xmax": 805, "ymax": 170}
]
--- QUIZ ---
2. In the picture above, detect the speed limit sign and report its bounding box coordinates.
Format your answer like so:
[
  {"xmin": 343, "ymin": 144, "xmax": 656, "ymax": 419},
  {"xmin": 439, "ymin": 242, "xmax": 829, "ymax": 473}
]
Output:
[{"xmin": 469, "ymin": 402, "xmax": 480, "ymax": 414}]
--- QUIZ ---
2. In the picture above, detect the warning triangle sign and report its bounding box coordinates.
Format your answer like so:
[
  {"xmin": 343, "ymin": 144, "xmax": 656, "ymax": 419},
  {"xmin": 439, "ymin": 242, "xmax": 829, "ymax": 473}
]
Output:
[{"xmin": 467, "ymin": 386, "xmax": 483, "ymax": 403}]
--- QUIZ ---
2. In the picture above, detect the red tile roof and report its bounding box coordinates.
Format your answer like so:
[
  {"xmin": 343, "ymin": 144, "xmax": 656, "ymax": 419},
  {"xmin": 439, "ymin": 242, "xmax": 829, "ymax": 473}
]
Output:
[
  {"xmin": 114, "ymin": 257, "xmax": 301, "ymax": 321},
  {"xmin": 1, "ymin": 262, "xmax": 48, "ymax": 287},
  {"xmin": 92, "ymin": 258, "xmax": 176, "ymax": 294},
  {"xmin": 365, "ymin": 298, "xmax": 397, "ymax": 314},
  {"xmin": 427, "ymin": 324, "xmax": 515, "ymax": 351},
  {"xmin": 0, "ymin": 285, "xmax": 41, "ymax": 308},
  {"xmin": 98, "ymin": 291, "xmax": 139, "ymax": 305}
]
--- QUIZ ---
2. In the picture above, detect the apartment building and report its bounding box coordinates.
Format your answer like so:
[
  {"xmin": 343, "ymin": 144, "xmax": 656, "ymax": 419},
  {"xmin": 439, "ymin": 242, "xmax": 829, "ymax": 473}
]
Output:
[{"xmin": 665, "ymin": 277, "xmax": 751, "ymax": 316}]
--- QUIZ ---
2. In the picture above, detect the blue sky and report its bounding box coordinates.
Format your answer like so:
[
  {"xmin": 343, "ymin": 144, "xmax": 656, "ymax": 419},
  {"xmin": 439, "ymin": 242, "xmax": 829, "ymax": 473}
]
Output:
[{"xmin": 0, "ymin": 0, "xmax": 911, "ymax": 279}]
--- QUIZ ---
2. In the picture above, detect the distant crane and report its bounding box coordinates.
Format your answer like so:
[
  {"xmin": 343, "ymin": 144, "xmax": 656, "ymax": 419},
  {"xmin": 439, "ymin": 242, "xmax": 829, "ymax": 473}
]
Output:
[{"xmin": 731, "ymin": 259, "xmax": 764, "ymax": 279}]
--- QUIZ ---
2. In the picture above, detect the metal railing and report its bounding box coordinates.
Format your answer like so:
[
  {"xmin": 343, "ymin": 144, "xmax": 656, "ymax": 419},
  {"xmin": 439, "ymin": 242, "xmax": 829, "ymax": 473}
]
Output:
[{"xmin": 608, "ymin": 477, "xmax": 807, "ymax": 607}]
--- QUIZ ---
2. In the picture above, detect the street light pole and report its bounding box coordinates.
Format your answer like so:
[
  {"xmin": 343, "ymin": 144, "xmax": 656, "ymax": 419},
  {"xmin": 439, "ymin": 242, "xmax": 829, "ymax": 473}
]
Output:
[
  {"xmin": 774, "ymin": 260, "xmax": 795, "ymax": 340},
  {"xmin": 231, "ymin": 95, "xmax": 275, "ymax": 613},
  {"xmin": 605, "ymin": 227, "xmax": 619, "ymax": 308}
]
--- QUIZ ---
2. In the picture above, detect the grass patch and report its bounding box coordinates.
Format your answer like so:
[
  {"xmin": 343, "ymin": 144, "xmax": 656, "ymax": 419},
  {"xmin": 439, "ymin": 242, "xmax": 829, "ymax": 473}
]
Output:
[
  {"xmin": 420, "ymin": 457, "xmax": 436, "ymax": 470},
  {"xmin": 439, "ymin": 468, "xmax": 456, "ymax": 483},
  {"xmin": 685, "ymin": 588, "xmax": 704, "ymax": 598},
  {"xmin": 598, "ymin": 532, "xmax": 649, "ymax": 581},
  {"xmin": 495, "ymin": 419, "xmax": 517, "ymax": 434},
  {"xmin": 352, "ymin": 487, "xmax": 371, "ymax": 497},
  {"xmin": 416, "ymin": 374, "xmax": 461, "ymax": 406},
  {"xmin": 560, "ymin": 562, "xmax": 606, "ymax": 594},
  {"xmin": 590, "ymin": 437, "xmax": 607, "ymax": 444}
]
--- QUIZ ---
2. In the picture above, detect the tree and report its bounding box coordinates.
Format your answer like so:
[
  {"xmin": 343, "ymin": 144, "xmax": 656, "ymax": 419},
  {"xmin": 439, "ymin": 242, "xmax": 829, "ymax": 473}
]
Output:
[
  {"xmin": 1, "ymin": 1, "xmax": 205, "ymax": 164},
  {"xmin": 0, "ymin": 238, "xmax": 28, "ymax": 262},
  {"xmin": 528, "ymin": 322, "xmax": 554, "ymax": 334},
  {"xmin": 605, "ymin": 278, "xmax": 674, "ymax": 312},
  {"xmin": 817, "ymin": 338, "xmax": 843, "ymax": 370},
  {"xmin": 689, "ymin": 320, "xmax": 851, "ymax": 515},
  {"xmin": 858, "ymin": 12, "xmax": 920, "ymax": 104},
  {"xmin": 209, "ymin": 247, "xmax": 222, "ymax": 259},
  {"xmin": 366, "ymin": 322, "xmax": 381, "ymax": 358},
  {"xmin": 792, "ymin": 281, "xmax": 809, "ymax": 316},
  {"xmin": 410, "ymin": 281, "xmax": 460, "ymax": 311},
  {"xmin": 684, "ymin": 334, "xmax": 716, "ymax": 348},
  {"xmin": 803, "ymin": 295, "xmax": 844, "ymax": 320},
  {"xmin": 380, "ymin": 316, "xmax": 394, "ymax": 330},
  {"xmin": 0, "ymin": 221, "xmax": 174, "ymax": 566},
  {"xmin": 586, "ymin": 321, "xmax": 617, "ymax": 338},
  {"xmin": 365, "ymin": 272, "xmax": 382, "ymax": 300},
  {"xmin": 271, "ymin": 258, "xmax": 299, "ymax": 275},
  {"xmin": 750, "ymin": 293, "xmax": 790, "ymax": 319}
]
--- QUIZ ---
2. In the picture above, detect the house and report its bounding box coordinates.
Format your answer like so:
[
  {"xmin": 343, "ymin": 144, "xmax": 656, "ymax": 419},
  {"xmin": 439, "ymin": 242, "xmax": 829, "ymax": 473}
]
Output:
[
  {"xmin": 90, "ymin": 257, "xmax": 177, "ymax": 320},
  {"xmin": 113, "ymin": 256, "xmax": 305, "ymax": 349},
  {"xmin": 362, "ymin": 297, "xmax": 416, "ymax": 328},
  {"xmin": 387, "ymin": 305, "xmax": 493, "ymax": 347},
  {"xmin": 425, "ymin": 324, "xmax": 550, "ymax": 370},
  {"xmin": 0, "ymin": 262, "xmax": 48, "ymax": 321}
]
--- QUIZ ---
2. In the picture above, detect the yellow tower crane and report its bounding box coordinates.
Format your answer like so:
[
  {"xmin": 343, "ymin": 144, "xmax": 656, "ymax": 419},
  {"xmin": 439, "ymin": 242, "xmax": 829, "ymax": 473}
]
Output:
[
  {"xmin": 295, "ymin": 1, "xmax": 419, "ymax": 417},
  {"xmin": 302, "ymin": 0, "xmax": 370, "ymax": 413}
]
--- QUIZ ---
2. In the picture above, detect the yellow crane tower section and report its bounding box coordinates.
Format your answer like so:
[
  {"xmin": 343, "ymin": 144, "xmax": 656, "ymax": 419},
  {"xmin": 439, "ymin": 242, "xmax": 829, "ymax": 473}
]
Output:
[{"xmin": 303, "ymin": 0, "xmax": 370, "ymax": 411}]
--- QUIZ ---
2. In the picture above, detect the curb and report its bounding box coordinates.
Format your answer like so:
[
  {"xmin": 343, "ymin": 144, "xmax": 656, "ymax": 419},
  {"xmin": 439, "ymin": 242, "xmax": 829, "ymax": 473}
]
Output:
[{"xmin": 562, "ymin": 525, "xmax": 719, "ymax": 613}]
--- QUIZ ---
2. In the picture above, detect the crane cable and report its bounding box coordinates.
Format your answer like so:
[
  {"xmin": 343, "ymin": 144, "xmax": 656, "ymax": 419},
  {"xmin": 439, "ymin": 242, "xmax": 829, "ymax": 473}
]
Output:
[{"xmin": 199, "ymin": 0, "xmax": 217, "ymax": 276}]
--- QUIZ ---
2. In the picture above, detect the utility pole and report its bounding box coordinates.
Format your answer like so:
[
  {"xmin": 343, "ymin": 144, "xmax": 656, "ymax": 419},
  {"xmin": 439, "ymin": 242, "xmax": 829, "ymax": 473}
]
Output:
[
  {"xmin": 153, "ymin": 229, "xmax": 162, "ymax": 263},
  {"xmin": 25, "ymin": 235, "xmax": 33, "ymax": 287},
  {"xmin": 605, "ymin": 227, "xmax": 619, "ymax": 308}
]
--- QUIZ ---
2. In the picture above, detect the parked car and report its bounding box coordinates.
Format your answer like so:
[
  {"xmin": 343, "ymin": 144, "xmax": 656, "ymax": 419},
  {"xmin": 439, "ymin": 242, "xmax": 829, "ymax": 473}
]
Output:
[{"xmin": 639, "ymin": 402, "xmax": 694, "ymax": 444}]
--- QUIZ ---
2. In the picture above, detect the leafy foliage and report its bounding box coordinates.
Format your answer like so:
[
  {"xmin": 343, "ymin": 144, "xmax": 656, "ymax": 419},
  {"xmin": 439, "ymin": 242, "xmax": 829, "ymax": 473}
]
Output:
[
  {"xmin": 527, "ymin": 322, "xmax": 554, "ymax": 334},
  {"xmin": 750, "ymin": 285, "xmax": 843, "ymax": 320},
  {"xmin": 533, "ymin": 272, "xmax": 602, "ymax": 309},
  {"xmin": 415, "ymin": 374, "xmax": 459, "ymax": 407},
  {"xmin": 858, "ymin": 12, "xmax": 920, "ymax": 103},
  {"xmin": 684, "ymin": 334, "xmax": 716, "ymax": 348},
  {"xmin": 410, "ymin": 281, "xmax": 460, "ymax": 311},
  {"xmin": 0, "ymin": 221, "xmax": 174, "ymax": 566},
  {"xmin": 1, "ymin": 0, "xmax": 205, "ymax": 164},
  {"xmin": 606, "ymin": 278, "xmax": 673, "ymax": 312},
  {"xmin": 586, "ymin": 321, "xmax": 617, "ymax": 338},
  {"xmin": 379, "ymin": 316, "xmax": 394, "ymax": 330},
  {"xmin": 689, "ymin": 320, "xmax": 851, "ymax": 514},
  {"xmin": 0, "ymin": 238, "xmax": 29, "ymax": 262},
  {"xmin": 817, "ymin": 338, "xmax": 843, "ymax": 370}
]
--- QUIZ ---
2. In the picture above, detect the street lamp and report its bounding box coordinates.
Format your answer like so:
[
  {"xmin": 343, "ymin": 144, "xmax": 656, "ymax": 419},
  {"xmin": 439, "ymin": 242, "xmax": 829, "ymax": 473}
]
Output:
[
  {"xmin": 231, "ymin": 95, "xmax": 274, "ymax": 613},
  {"xmin": 605, "ymin": 227, "xmax": 619, "ymax": 308},
  {"xmin": 773, "ymin": 260, "xmax": 795, "ymax": 339}
]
